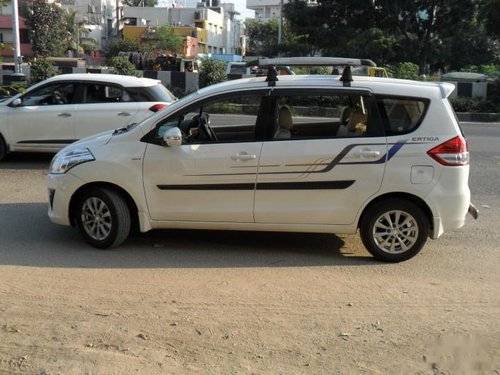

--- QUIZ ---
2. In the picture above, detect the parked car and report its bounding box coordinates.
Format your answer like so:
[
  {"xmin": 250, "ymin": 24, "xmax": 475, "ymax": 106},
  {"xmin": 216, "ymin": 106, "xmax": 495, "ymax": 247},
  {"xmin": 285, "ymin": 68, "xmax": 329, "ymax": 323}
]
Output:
[
  {"xmin": 47, "ymin": 60, "xmax": 478, "ymax": 262},
  {"xmin": 0, "ymin": 73, "xmax": 176, "ymax": 160}
]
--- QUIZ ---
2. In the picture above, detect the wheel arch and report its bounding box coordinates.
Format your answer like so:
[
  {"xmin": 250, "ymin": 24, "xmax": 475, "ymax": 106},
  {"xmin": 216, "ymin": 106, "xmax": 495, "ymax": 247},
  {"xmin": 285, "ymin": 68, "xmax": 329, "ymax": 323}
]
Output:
[
  {"xmin": 0, "ymin": 132, "xmax": 8, "ymax": 160},
  {"xmin": 69, "ymin": 182, "xmax": 140, "ymax": 230},
  {"xmin": 358, "ymin": 192, "xmax": 434, "ymax": 236}
]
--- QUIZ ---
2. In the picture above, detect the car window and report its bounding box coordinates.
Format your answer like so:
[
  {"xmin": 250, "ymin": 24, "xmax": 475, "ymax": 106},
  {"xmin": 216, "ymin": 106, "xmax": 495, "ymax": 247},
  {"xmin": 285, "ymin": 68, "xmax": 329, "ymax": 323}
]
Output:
[
  {"xmin": 147, "ymin": 93, "xmax": 264, "ymax": 145},
  {"xmin": 378, "ymin": 96, "xmax": 429, "ymax": 135},
  {"xmin": 84, "ymin": 84, "xmax": 126, "ymax": 103},
  {"xmin": 22, "ymin": 83, "xmax": 76, "ymax": 106},
  {"xmin": 272, "ymin": 93, "xmax": 382, "ymax": 139},
  {"xmin": 126, "ymin": 84, "xmax": 176, "ymax": 102}
]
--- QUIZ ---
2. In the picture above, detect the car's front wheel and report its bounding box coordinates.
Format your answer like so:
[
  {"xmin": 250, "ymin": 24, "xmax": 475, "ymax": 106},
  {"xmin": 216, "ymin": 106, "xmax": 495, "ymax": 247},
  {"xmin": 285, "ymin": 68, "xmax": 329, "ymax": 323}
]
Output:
[
  {"xmin": 75, "ymin": 187, "xmax": 131, "ymax": 249},
  {"xmin": 360, "ymin": 198, "xmax": 429, "ymax": 262}
]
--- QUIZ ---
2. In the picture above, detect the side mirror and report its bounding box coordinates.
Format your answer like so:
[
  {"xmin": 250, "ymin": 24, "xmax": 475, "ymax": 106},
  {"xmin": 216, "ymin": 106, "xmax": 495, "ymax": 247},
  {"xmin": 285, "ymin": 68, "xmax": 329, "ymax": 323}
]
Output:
[
  {"xmin": 10, "ymin": 98, "xmax": 22, "ymax": 107},
  {"xmin": 163, "ymin": 127, "xmax": 182, "ymax": 147}
]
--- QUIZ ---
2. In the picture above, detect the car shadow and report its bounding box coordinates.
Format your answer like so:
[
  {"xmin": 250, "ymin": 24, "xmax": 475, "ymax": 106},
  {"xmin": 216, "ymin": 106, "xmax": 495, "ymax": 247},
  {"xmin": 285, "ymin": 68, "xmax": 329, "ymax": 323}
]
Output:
[
  {"xmin": 0, "ymin": 203, "xmax": 378, "ymax": 269},
  {"xmin": 0, "ymin": 152, "xmax": 53, "ymax": 170}
]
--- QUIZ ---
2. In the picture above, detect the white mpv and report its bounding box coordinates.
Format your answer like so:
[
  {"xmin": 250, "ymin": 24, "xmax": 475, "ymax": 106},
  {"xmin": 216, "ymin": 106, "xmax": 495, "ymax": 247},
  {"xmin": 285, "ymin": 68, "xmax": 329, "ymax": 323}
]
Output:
[{"xmin": 47, "ymin": 64, "xmax": 478, "ymax": 262}]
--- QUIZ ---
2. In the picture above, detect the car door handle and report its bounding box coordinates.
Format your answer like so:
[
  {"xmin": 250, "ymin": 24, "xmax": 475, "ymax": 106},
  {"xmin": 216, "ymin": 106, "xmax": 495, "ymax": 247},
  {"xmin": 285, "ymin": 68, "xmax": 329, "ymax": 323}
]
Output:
[
  {"xmin": 231, "ymin": 152, "xmax": 257, "ymax": 161},
  {"xmin": 354, "ymin": 150, "xmax": 381, "ymax": 158},
  {"xmin": 118, "ymin": 112, "xmax": 131, "ymax": 116},
  {"xmin": 58, "ymin": 113, "xmax": 72, "ymax": 118}
]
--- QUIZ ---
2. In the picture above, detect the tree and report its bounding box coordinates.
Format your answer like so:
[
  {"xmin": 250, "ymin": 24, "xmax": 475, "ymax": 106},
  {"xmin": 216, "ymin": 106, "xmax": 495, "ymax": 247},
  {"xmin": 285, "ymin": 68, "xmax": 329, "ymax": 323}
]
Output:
[
  {"xmin": 245, "ymin": 18, "xmax": 299, "ymax": 56},
  {"xmin": 29, "ymin": 57, "xmax": 60, "ymax": 83},
  {"xmin": 122, "ymin": 0, "xmax": 156, "ymax": 6},
  {"xmin": 109, "ymin": 56, "xmax": 139, "ymax": 76},
  {"xmin": 24, "ymin": 0, "xmax": 66, "ymax": 57},
  {"xmin": 105, "ymin": 38, "xmax": 142, "ymax": 61},
  {"xmin": 482, "ymin": 0, "xmax": 500, "ymax": 40},
  {"xmin": 199, "ymin": 57, "xmax": 226, "ymax": 88},
  {"xmin": 145, "ymin": 25, "xmax": 183, "ymax": 55}
]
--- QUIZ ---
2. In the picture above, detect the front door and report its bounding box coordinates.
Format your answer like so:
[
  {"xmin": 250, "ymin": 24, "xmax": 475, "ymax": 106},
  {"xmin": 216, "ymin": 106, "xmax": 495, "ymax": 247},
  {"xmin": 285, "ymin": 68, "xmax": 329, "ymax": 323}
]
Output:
[{"xmin": 142, "ymin": 90, "xmax": 269, "ymax": 222}]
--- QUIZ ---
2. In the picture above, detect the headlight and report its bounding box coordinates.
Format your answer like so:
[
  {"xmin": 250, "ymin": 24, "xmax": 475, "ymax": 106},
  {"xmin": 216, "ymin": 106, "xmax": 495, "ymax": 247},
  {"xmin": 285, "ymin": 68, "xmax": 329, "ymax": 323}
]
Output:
[{"xmin": 49, "ymin": 148, "xmax": 95, "ymax": 174}]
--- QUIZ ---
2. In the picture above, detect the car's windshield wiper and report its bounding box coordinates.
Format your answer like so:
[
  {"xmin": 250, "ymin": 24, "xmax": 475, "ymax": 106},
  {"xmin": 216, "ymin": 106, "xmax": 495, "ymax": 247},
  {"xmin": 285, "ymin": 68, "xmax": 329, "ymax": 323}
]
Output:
[{"xmin": 113, "ymin": 123, "xmax": 136, "ymax": 135}]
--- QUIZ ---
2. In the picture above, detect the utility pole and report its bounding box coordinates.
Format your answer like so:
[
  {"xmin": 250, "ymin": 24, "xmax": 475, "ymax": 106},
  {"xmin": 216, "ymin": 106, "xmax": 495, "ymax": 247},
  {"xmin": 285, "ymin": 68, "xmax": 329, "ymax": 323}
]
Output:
[
  {"xmin": 11, "ymin": 0, "xmax": 23, "ymax": 76},
  {"xmin": 277, "ymin": 0, "xmax": 283, "ymax": 45}
]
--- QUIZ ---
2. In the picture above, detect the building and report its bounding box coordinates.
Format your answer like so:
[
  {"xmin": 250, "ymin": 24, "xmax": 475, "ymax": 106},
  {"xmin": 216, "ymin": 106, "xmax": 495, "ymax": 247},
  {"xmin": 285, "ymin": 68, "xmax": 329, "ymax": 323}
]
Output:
[
  {"xmin": 246, "ymin": 0, "xmax": 316, "ymax": 21},
  {"xmin": 0, "ymin": 1, "xmax": 33, "ymax": 64},
  {"xmin": 122, "ymin": 1, "xmax": 243, "ymax": 57}
]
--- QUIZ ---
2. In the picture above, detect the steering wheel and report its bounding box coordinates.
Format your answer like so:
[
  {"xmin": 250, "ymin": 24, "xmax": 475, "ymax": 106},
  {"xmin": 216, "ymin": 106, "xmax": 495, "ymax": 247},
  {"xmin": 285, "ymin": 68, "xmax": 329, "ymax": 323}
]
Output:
[
  {"xmin": 197, "ymin": 112, "xmax": 217, "ymax": 142},
  {"xmin": 53, "ymin": 91, "xmax": 66, "ymax": 104}
]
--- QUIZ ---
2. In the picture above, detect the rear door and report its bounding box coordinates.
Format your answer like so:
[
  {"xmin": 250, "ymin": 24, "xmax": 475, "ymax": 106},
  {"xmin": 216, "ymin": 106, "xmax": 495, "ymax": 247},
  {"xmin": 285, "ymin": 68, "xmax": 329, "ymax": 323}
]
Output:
[
  {"xmin": 254, "ymin": 88, "xmax": 388, "ymax": 225},
  {"xmin": 73, "ymin": 82, "xmax": 141, "ymax": 139}
]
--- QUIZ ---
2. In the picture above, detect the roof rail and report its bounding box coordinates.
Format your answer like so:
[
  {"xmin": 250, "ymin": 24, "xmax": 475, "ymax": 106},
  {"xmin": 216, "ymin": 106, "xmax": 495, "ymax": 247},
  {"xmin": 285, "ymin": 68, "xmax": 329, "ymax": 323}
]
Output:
[{"xmin": 257, "ymin": 56, "xmax": 376, "ymax": 67}]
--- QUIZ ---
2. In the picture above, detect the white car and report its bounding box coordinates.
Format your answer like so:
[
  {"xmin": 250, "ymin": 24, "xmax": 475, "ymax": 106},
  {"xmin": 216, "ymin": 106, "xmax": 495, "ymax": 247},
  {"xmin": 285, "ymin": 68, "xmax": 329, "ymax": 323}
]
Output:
[
  {"xmin": 0, "ymin": 73, "xmax": 176, "ymax": 160},
  {"xmin": 47, "ymin": 64, "xmax": 478, "ymax": 262}
]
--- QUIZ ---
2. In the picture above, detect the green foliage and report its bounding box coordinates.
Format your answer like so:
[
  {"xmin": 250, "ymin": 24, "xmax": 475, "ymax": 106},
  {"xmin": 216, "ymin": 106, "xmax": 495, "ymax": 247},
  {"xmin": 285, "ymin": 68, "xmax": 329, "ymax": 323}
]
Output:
[
  {"xmin": 145, "ymin": 25, "xmax": 183, "ymax": 55},
  {"xmin": 387, "ymin": 62, "xmax": 420, "ymax": 80},
  {"xmin": 481, "ymin": 0, "xmax": 500, "ymax": 40},
  {"xmin": 105, "ymin": 39, "xmax": 143, "ymax": 61},
  {"xmin": 109, "ymin": 56, "xmax": 139, "ymax": 76},
  {"xmin": 245, "ymin": 18, "xmax": 299, "ymax": 56},
  {"xmin": 199, "ymin": 58, "xmax": 227, "ymax": 88},
  {"xmin": 29, "ymin": 58, "xmax": 60, "ymax": 84},
  {"xmin": 122, "ymin": 0, "xmax": 157, "ymax": 6},
  {"xmin": 282, "ymin": 0, "xmax": 496, "ymax": 75},
  {"xmin": 24, "ymin": 0, "xmax": 66, "ymax": 57}
]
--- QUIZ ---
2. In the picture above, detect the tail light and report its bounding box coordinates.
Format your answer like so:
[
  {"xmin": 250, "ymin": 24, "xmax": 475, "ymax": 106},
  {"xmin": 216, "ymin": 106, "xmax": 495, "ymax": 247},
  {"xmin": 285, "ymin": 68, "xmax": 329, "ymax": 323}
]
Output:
[
  {"xmin": 149, "ymin": 103, "xmax": 168, "ymax": 113},
  {"xmin": 427, "ymin": 136, "xmax": 469, "ymax": 166}
]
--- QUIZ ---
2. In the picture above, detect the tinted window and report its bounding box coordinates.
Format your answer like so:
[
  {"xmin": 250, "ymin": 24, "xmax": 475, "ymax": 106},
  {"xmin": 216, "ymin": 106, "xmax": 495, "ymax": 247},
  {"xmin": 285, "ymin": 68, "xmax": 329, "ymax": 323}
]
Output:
[
  {"xmin": 148, "ymin": 93, "xmax": 263, "ymax": 145},
  {"xmin": 22, "ymin": 83, "xmax": 76, "ymax": 106},
  {"xmin": 84, "ymin": 84, "xmax": 125, "ymax": 103},
  {"xmin": 378, "ymin": 96, "xmax": 429, "ymax": 135},
  {"xmin": 273, "ymin": 93, "xmax": 382, "ymax": 139},
  {"xmin": 127, "ymin": 84, "xmax": 176, "ymax": 102}
]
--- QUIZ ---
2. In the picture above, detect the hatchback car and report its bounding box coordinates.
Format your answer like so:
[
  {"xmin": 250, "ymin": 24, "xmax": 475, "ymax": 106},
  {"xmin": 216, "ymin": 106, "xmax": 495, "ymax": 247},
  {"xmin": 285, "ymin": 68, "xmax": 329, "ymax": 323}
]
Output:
[
  {"xmin": 0, "ymin": 73, "xmax": 176, "ymax": 160},
  {"xmin": 47, "ymin": 64, "xmax": 478, "ymax": 262}
]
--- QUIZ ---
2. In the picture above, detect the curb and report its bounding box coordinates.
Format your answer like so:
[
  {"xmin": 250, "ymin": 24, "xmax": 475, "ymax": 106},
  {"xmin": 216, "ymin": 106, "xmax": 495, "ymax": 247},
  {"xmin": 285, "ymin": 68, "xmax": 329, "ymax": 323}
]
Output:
[{"xmin": 457, "ymin": 112, "xmax": 500, "ymax": 122}]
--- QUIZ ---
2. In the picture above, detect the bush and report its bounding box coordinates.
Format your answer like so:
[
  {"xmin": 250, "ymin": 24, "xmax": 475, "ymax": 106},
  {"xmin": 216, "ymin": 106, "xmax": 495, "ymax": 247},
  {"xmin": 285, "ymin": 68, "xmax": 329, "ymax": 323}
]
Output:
[
  {"xmin": 109, "ymin": 56, "xmax": 139, "ymax": 77},
  {"xmin": 199, "ymin": 58, "xmax": 227, "ymax": 88},
  {"xmin": 387, "ymin": 62, "xmax": 419, "ymax": 80},
  {"xmin": 29, "ymin": 57, "xmax": 60, "ymax": 84}
]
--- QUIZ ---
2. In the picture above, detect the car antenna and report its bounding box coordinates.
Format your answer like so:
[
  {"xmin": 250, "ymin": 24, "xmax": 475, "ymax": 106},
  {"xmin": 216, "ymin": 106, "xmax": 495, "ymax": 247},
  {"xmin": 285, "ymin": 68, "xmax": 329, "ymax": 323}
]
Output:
[
  {"xmin": 266, "ymin": 66, "xmax": 279, "ymax": 86},
  {"xmin": 340, "ymin": 65, "xmax": 352, "ymax": 87}
]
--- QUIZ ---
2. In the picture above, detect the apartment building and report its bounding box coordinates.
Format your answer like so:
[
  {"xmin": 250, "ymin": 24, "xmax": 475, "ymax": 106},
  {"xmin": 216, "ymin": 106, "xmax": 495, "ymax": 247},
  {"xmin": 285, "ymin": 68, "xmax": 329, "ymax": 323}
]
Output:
[
  {"xmin": 0, "ymin": 0, "xmax": 32, "ymax": 63},
  {"xmin": 246, "ymin": 0, "xmax": 316, "ymax": 21}
]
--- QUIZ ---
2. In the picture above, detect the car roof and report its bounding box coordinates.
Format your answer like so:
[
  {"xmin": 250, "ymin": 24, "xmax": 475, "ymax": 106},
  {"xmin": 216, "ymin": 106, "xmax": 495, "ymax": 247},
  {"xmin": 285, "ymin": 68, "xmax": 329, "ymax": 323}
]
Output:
[
  {"xmin": 44, "ymin": 73, "xmax": 161, "ymax": 87},
  {"xmin": 197, "ymin": 74, "xmax": 455, "ymax": 99}
]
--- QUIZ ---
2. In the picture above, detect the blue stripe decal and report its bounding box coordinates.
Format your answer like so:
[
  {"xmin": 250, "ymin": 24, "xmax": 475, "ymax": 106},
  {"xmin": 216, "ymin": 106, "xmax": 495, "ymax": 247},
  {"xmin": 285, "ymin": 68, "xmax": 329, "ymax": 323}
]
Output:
[{"xmin": 387, "ymin": 140, "xmax": 407, "ymax": 161}]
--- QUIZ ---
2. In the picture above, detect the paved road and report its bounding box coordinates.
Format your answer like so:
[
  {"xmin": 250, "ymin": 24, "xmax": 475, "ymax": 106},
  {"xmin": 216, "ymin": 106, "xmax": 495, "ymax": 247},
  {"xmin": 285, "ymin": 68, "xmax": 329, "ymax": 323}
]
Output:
[{"xmin": 0, "ymin": 122, "xmax": 498, "ymax": 373}]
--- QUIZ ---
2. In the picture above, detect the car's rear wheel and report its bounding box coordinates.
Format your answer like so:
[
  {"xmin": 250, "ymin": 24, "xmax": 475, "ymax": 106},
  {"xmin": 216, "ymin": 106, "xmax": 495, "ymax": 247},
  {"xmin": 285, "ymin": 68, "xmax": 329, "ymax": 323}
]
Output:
[
  {"xmin": 360, "ymin": 198, "xmax": 429, "ymax": 262},
  {"xmin": 0, "ymin": 134, "xmax": 7, "ymax": 161},
  {"xmin": 75, "ymin": 188, "xmax": 131, "ymax": 249}
]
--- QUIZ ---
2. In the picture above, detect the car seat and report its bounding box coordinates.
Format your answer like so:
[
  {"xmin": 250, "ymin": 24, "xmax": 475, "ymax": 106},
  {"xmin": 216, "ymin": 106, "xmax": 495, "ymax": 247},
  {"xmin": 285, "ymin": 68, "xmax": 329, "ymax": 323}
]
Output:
[{"xmin": 274, "ymin": 106, "xmax": 293, "ymax": 139}]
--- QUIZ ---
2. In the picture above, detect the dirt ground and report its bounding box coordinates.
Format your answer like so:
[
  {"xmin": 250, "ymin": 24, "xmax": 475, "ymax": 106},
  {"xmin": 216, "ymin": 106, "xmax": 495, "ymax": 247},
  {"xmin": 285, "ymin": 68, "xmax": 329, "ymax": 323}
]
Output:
[{"xmin": 1, "ymin": 168, "xmax": 499, "ymax": 375}]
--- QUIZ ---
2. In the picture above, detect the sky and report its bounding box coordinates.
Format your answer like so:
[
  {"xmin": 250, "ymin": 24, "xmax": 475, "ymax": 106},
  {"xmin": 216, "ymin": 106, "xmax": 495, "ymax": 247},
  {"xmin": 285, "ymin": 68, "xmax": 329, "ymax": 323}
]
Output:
[{"xmin": 156, "ymin": 0, "xmax": 255, "ymax": 20}]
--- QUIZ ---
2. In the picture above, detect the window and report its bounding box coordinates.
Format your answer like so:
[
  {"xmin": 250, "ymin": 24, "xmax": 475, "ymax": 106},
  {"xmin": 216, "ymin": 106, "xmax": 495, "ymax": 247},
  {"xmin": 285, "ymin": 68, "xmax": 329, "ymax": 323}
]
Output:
[
  {"xmin": 148, "ymin": 93, "xmax": 264, "ymax": 145},
  {"xmin": 21, "ymin": 83, "xmax": 76, "ymax": 106},
  {"xmin": 272, "ymin": 92, "xmax": 383, "ymax": 140},
  {"xmin": 84, "ymin": 84, "xmax": 125, "ymax": 103},
  {"xmin": 378, "ymin": 96, "xmax": 429, "ymax": 135}
]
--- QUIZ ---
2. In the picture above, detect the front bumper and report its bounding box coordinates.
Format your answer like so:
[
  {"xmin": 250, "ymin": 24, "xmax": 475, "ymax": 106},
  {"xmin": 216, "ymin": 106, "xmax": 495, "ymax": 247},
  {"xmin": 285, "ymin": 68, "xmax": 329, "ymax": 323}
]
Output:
[{"xmin": 47, "ymin": 172, "xmax": 85, "ymax": 226}]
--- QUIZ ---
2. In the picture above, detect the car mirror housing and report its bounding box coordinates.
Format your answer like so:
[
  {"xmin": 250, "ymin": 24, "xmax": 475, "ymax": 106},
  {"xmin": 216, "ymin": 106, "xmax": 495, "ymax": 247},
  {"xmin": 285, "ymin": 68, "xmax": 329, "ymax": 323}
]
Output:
[
  {"xmin": 10, "ymin": 98, "xmax": 22, "ymax": 107},
  {"xmin": 164, "ymin": 127, "xmax": 182, "ymax": 147}
]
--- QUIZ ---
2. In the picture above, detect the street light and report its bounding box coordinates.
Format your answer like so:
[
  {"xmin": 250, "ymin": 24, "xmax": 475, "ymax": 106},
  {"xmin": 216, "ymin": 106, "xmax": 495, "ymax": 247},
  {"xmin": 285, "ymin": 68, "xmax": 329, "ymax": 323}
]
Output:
[{"xmin": 277, "ymin": 0, "xmax": 283, "ymax": 45}]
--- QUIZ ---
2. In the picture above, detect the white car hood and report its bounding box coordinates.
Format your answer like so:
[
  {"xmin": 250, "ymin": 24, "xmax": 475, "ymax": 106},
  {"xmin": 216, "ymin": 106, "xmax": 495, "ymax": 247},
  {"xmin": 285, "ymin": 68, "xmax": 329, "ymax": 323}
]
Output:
[{"xmin": 61, "ymin": 130, "xmax": 114, "ymax": 152}]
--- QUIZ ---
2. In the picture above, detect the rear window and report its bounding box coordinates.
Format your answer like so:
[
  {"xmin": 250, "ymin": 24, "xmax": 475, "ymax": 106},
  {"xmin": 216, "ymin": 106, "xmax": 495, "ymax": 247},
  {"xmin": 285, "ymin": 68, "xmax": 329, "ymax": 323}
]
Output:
[
  {"xmin": 378, "ymin": 96, "xmax": 429, "ymax": 135},
  {"xmin": 126, "ymin": 84, "xmax": 176, "ymax": 102}
]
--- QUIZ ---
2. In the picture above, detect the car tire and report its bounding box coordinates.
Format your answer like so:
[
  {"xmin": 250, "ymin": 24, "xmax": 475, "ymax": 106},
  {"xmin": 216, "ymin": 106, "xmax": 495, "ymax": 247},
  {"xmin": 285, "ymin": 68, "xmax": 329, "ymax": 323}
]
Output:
[
  {"xmin": 76, "ymin": 187, "xmax": 131, "ymax": 249},
  {"xmin": 0, "ymin": 134, "xmax": 7, "ymax": 161},
  {"xmin": 360, "ymin": 198, "xmax": 429, "ymax": 262}
]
